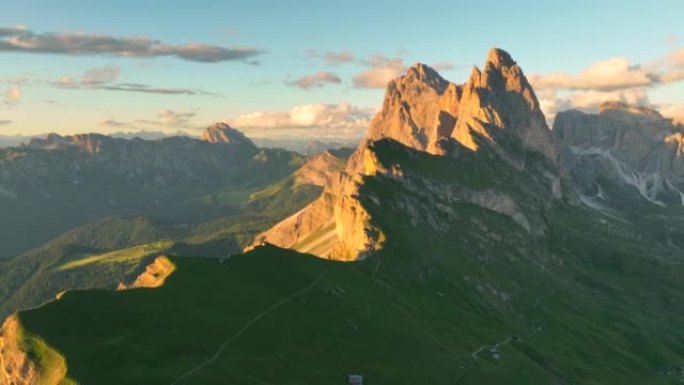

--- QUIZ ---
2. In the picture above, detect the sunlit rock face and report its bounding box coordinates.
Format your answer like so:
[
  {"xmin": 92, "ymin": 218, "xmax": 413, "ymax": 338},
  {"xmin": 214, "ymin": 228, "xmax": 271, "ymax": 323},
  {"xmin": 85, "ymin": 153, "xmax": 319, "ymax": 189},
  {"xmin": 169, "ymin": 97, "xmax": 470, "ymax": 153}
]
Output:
[
  {"xmin": 366, "ymin": 63, "xmax": 461, "ymax": 155},
  {"xmin": 117, "ymin": 256, "xmax": 176, "ymax": 290},
  {"xmin": 253, "ymin": 48, "xmax": 560, "ymax": 261},
  {"xmin": 554, "ymin": 101, "xmax": 684, "ymax": 206},
  {"xmin": 452, "ymin": 48, "xmax": 557, "ymax": 164}
]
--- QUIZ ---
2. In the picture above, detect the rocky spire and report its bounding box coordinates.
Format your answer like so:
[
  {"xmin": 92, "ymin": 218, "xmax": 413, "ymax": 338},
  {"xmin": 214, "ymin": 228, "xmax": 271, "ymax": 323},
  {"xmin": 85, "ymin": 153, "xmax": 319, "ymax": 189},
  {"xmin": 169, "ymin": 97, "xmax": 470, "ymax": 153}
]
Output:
[
  {"xmin": 452, "ymin": 48, "xmax": 557, "ymax": 163},
  {"xmin": 366, "ymin": 63, "xmax": 461, "ymax": 155}
]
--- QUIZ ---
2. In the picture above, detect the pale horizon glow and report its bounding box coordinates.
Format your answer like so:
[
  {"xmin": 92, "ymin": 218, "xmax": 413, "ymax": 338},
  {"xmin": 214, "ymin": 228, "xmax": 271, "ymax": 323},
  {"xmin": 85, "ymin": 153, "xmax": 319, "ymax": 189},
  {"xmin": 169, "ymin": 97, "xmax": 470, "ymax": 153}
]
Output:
[{"xmin": 1, "ymin": 0, "xmax": 683, "ymax": 138}]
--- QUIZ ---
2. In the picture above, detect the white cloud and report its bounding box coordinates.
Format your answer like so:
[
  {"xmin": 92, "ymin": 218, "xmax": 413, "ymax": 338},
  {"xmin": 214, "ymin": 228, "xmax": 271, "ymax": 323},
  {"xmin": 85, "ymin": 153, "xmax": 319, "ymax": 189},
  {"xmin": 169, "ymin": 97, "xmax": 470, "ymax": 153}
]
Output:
[
  {"xmin": 530, "ymin": 58, "xmax": 656, "ymax": 92},
  {"xmin": 352, "ymin": 54, "xmax": 407, "ymax": 89},
  {"xmin": 529, "ymin": 46, "xmax": 684, "ymax": 122},
  {"xmin": 568, "ymin": 89, "xmax": 649, "ymax": 109},
  {"xmin": 305, "ymin": 49, "xmax": 354, "ymax": 65},
  {"xmin": 287, "ymin": 71, "xmax": 342, "ymax": 89},
  {"xmin": 231, "ymin": 103, "xmax": 373, "ymax": 138},
  {"xmin": 4, "ymin": 84, "xmax": 20, "ymax": 105},
  {"xmin": 538, "ymin": 88, "xmax": 650, "ymax": 122},
  {"xmin": 659, "ymin": 103, "xmax": 684, "ymax": 124}
]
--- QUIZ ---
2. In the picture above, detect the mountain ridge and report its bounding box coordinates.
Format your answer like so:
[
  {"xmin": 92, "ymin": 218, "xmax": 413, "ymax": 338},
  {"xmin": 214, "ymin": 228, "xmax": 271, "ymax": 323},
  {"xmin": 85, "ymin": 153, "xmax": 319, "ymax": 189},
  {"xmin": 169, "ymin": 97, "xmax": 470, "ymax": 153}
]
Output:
[{"xmin": 255, "ymin": 48, "xmax": 561, "ymax": 261}]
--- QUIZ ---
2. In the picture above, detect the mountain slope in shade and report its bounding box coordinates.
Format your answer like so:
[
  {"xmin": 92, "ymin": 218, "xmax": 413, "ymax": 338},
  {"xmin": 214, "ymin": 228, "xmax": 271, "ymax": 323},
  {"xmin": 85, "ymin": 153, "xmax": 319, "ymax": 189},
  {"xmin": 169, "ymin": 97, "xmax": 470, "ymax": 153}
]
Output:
[
  {"xmin": 254, "ymin": 48, "xmax": 561, "ymax": 260},
  {"xmin": 554, "ymin": 101, "xmax": 684, "ymax": 207},
  {"xmin": 0, "ymin": 146, "xmax": 353, "ymax": 321},
  {"xmin": 0, "ymin": 124, "xmax": 302, "ymax": 260}
]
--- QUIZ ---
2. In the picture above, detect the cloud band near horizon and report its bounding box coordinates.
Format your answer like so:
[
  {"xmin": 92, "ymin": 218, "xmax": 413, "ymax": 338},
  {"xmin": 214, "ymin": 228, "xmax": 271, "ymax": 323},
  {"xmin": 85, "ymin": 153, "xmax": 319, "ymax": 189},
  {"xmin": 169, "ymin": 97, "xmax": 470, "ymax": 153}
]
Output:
[{"xmin": 0, "ymin": 26, "xmax": 261, "ymax": 63}]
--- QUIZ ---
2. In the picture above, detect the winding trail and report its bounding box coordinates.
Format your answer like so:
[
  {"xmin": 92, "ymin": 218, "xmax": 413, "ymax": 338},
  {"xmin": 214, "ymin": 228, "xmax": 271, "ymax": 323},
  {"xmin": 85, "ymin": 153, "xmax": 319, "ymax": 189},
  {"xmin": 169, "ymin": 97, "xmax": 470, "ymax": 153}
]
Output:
[{"xmin": 169, "ymin": 271, "xmax": 327, "ymax": 385}]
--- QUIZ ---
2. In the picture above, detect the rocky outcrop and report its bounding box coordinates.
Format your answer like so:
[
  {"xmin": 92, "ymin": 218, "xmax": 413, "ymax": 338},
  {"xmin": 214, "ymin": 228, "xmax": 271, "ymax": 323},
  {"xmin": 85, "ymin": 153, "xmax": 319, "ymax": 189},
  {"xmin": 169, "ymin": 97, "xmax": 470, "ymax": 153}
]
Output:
[
  {"xmin": 554, "ymin": 101, "xmax": 684, "ymax": 206},
  {"xmin": 117, "ymin": 256, "xmax": 176, "ymax": 290},
  {"xmin": 0, "ymin": 315, "xmax": 70, "ymax": 385},
  {"xmin": 0, "ymin": 316, "xmax": 39, "ymax": 385},
  {"xmin": 254, "ymin": 48, "xmax": 558, "ymax": 261},
  {"xmin": 201, "ymin": 122, "xmax": 257, "ymax": 149}
]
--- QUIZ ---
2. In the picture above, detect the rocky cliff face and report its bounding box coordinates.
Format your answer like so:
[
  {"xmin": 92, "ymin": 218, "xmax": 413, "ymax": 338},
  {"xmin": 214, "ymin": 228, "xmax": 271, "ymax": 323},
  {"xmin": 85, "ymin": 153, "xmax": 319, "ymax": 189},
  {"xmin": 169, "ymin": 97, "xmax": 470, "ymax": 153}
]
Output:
[
  {"xmin": 554, "ymin": 101, "xmax": 684, "ymax": 206},
  {"xmin": 366, "ymin": 63, "xmax": 461, "ymax": 155},
  {"xmin": 452, "ymin": 49, "xmax": 557, "ymax": 164},
  {"xmin": 117, "ymin": 256, "xmax": 176, "ymax": 290},
  {"xmin": 254, "ymin": 48, "xmax": 560, "ymax": 260}
]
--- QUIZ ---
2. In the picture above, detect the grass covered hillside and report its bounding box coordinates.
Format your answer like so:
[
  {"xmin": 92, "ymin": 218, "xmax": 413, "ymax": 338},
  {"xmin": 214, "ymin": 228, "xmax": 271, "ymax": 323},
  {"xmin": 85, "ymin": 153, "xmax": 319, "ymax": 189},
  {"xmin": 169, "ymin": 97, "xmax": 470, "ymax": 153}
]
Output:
[
  {"xmin": 0, "ymin": 147, "xmax": 349, "ymax": 320},
  {"xmin": 12, "ymin": 139, "xmax": 684, "ymax": 385}
]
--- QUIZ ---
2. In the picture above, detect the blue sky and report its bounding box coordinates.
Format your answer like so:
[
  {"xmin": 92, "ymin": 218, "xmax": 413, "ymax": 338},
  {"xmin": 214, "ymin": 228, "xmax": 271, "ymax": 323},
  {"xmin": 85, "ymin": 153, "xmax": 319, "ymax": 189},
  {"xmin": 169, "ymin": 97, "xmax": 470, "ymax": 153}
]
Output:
[{"xmin": 1, "ymin": 0, "xmax": 683, "ymax": 138}]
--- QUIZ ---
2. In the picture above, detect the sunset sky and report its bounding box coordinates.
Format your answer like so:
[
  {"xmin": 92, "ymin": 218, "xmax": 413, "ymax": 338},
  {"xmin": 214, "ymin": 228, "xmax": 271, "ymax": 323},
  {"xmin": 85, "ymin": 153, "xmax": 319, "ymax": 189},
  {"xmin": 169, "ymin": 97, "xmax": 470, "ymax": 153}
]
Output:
[{"xmin": 1, "ymin": 0, "xmax": 683, "ymax": 139}]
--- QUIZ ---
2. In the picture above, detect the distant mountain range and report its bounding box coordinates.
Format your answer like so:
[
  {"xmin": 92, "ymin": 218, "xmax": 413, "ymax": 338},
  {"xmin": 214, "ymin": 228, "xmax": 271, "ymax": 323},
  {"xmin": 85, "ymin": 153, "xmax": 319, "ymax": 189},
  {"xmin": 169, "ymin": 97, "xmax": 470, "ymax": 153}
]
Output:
[
  {"xmin": 3, "ymin": 48, "xmax": 684, "ymax": 385},
  {"xmin": 0, "ymin": 123, "xmax": 352, "ymax": 321}
]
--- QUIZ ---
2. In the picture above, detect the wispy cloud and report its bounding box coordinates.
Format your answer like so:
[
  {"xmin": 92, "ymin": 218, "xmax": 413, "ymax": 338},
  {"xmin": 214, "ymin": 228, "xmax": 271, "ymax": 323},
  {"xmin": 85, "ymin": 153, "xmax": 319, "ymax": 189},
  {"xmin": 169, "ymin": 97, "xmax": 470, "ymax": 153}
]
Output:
[
  {"xmin": 352, "ymin": 54, "xmax": 407, "ymax": 89},
  {"xmin": 304, "ymin": 49, "xmax": 354, "ymax": 65},
  {"xmin": 135, "ymin": 109, "xmax": 199, "ymax": 129},
  {"xmin": 81, "ymin": 66, "xmax": 121, "ymax": 85},
  {"xmin": 287, "ymin": 71, "xmax": 341, "ymax": 89},
  {"xmin": 0, "ymin": 26, "xmax": 262, "ymax": 63},
  {"xmin": 430, "ymin": 62, "xmax": 455, "ymax": 72},
  {"xmin": 52, "ymin": 66, "xmax": 217, "ymax": 95},
  {"xmin": 0, "ymin": 120, "xmax": 11, "ymax": 126},
  {"xmin": 4, "ymin": 85, "xmax": 21, "ymax": 106},
  {"xmin": 98, "ymin": 119, "xmax": 130, "ymax": 128},
  {"xmin": 97, "ymin": 83, "xmax": 216, "ymax": 95}
]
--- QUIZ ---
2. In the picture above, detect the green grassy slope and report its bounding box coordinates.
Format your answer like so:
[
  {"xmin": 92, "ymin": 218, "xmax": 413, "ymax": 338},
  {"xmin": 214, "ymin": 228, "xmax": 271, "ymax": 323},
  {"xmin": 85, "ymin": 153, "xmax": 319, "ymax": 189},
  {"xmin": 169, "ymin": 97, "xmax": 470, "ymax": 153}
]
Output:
[
  {"xmin": 0, "ymin": 172, "xmax": 322, "ymax": 320},
  {"xmin": 15, "ymin": 139, "xmax": 684, "ymax": 384}
]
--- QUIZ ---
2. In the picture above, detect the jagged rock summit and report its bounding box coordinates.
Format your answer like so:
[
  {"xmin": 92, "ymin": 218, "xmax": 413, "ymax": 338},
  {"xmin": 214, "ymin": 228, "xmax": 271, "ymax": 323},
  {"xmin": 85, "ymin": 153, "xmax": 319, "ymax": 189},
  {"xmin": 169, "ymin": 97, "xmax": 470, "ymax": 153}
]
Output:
[
  {"xmin": 365, "ymin": 48, "xmax": 556, "ymax": 162},
  {"xmin": 253, "ymin": 48, "xmax": 561, "ymax": 261},
  {"xmin": 201, "ymin": 122, "xmax": 256, "ymax": 148},
  {"xmin": 366, "ymin": 62, "xmax": 461, "ymax": 154},
  {"xmin": 452, "ymin": 48, "xmax": 556, "ymax": 163}
]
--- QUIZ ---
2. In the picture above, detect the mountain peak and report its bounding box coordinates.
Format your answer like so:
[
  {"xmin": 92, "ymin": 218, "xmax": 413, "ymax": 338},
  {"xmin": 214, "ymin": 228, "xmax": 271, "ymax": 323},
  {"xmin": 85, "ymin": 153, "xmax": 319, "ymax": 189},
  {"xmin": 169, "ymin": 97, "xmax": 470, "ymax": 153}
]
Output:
[
  {"xmin": 201, "ymin": 123, "xmax": 256, "ymax": 148},
  {"xmin": 486, "ymin": 47, "xmax": 516, "ymax": 68},
  {"xmin": 365, "ymin": 62, "xmax": 461, "ymax": 154},
  {"xmin": 405, "ymin": 63, "xmax": 449, "ymax": 92},
  {"xmin": 453, "ymin": 49, "xmax": 556, "ymax": 162}
]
